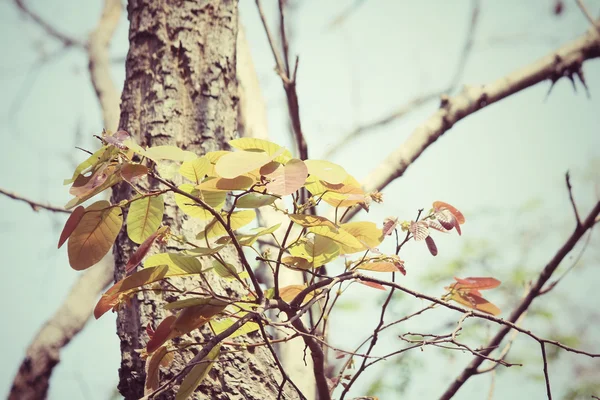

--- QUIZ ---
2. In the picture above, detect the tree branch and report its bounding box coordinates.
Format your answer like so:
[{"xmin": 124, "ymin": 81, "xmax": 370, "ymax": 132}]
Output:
[
  {"xmin": 343, "ymin": 22, "xmax": 600, "ymax": 222},
  {"xmin": 0, "ymin": 187, "xmax": 69, "ymax": 214},
  {"xmin": 438, "ymin": 200, "xmax": 600, "ymax": 399},
  {"xmin": 324, "ymin": 0, "xmax": 480, "ymax": 159},
  {"xmin": 9, "ymin": 1, "xmax": 122, "ymax": 398}
]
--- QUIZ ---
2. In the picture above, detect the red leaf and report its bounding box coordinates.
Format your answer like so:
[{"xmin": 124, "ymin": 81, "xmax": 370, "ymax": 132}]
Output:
[
  {"xmin": 57, "ymin": 206, "xmax": 85, "ymax": 248},
  {"xmin": 450, "ymin": 291, "xmax": 501, "ymax": 316},
  {"xmin": 382, "ymin": 217, "xmax": 399, "ymax": 236},
  {"xmin": 146, "ymin": 323, "xmax": 155, "ymax": 338},
  {"xmin": 359, "ymin": 280, "xmax": 386, "ymax": 291},
  {"xmin": 452, "ymin": 277, "xmax": 501, "ymax": 291},
  {"xmin": 121, "ymin": 163, "xmax": 149, "ymax": 183},
  {"xmin": 433, "ymin": 201, "xmax": 465, "ymax": 224},
  {"xmin": 147, "ymin": 315, "xmax": 177, "ymax": 353},
  {"xmin": 125, "ymin": 227, "xmax": 167, "ymax": 273},
  {"xmin": 425, "ymin": 236, "xmax": 438, "ymax": 256}
]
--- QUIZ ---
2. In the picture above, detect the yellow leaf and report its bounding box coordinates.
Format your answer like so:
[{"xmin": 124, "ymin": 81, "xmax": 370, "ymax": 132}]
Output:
[
  {"xmin": 209, "ymin": 318, "xmax": 259, "ymax": 339},
  {"xmin": 304, "ymin": 159, "xmax": 348, "ymax": 184},
  {"xmin": 144, "ymin": 145, "xmax": 197, "ymax": 162},
  {"xmin": 263, "ymin": 159, "xmax": 308, "ymax": 195},
  {"xmin": 196, "ymin": 175, "xmax": 256, "ymax": 191},
  {"xmin": 63, "ymin": 145, "xmax": 116, "ymax": 185},
  {"xmin": 127, "ymin": 195, "xmax": 164, "ymax": 244},
  {"xmin": 289, "ymin": 214, "xmax": 337, "ymax": 230},
  {"xmin": 338, "ymin": 221, "xmax": 384, "ymax": 254},
  {"xmin": 174, "ymin": 184, "xmax": 226, "ymax": 220},
  {"xmin": 180, "ymin": 157, "xmax": 211, "ymax": 184},
  {"xmin": 196, "ymin": 210, "xmax": 256, "ymax": 240},
  {"xmin": 235, "ymin": 193, "xmax": 278, "ymax": 208},
  {"xmin": 215, "ymin": 150, "xmax": 276, "ymax": 179},
  {"xmin": 279, "ymin": 284, "xmax": 315, "ymax": 304},
  {"xmin": 308, "ymin": 225, "xmax": 363, "ymax": 250},
  {"xmin": 305, "ymin": 175, "xmax": 365, "ymax": 208},
  {"xmin": 68, "ymin": 201, "xmax": 122, "ymax": 270},
  {"xmin": 229, "ymin": 137, "xmax": 292, "ymax": 164},
  {"xmin": 281, "ymin": 256, "xmax": 312, "ymax": 270}
]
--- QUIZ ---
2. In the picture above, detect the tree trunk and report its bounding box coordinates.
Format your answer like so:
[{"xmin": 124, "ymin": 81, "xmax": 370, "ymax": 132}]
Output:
[{"xmin": 112, "ymin": 1, "xmax": 297, "ymax": 399}]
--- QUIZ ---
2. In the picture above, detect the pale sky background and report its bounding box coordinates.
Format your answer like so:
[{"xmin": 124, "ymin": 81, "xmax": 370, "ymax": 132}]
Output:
[{"xmin": 0, "ymin": 0, "xmax": 599, "ymax": 399}]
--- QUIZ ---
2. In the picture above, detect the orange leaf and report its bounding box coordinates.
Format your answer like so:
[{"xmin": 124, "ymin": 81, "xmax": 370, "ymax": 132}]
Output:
[
  {"xmin": 279, "ymin": 285, "xmax": 314, "ymax": 303},
  {"xmin": 359, "ymin": 280, "xmax": 386, "ymax": 291},
  {"xmin": 356, "ymin": 261, "xmax": 398, "ymax": 272},
  {"xmin": 144, "ymin": 345, "xmax": 169, "ymax": 395},
  {"xmin": 450, "ymin": 291, "xmax": 501, "ymax": 316},
  {"xmin": 433, "ymin": 201, "xmax": 465, "ymax": 224},
  {"xmin": 57, "ymin": 206, "xmax": 85, "ymax": 249},
  {"xmin": 451, "ymin": 277, "xmax": 501, "ymax": 291}
]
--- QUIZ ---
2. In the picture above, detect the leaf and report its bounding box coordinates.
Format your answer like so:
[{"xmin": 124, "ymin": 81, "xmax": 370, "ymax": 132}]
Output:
[
  {"xmin": 65, "ymin": 167, "xmax": 122, "ymax": 209},
  {"xmin": 212, "ymin": 260, "xmax": 247, "ymax": 279},
  {"xmin": 94, "ymin": 266, "xmax": 171, "ymax": 319},
  {"xmin": 235, "ymin": 193, "xmax": 277, "ymax": 208},
  {"xmin": 125, "ymin": 226, "xmax": 169, "ymax": 273},
  {"xmin": 64, "ymin": 145, "xmax": 115, "ymax": 185},
  {"xmin": 451, "ymin": 277, "xmax": 501, "ymax": 291},
  {"xmin": 308, "ymin": 225, "xmax": 363, "ymax": 250},
  {"xmin": 196, "ymin": 176, "xmax": 255, "ymax": 191},
  {"xmin": 164, "ymin": 297, "xmax": 229, "ymax": 311},
  {"xmin": 304, "ymin": 159, "xmax": 348, "ymax": 184},
  {"xmin": 144, "ymin": 346, "xmax": 169, "ymax": 395},
  {"xmin": 305, "ymin": 175, "xmax": 365, "ymax": 207},
  {"xmin": 279, "ymin": 285, "xmax": 315, "ymax": 303},
  {"xmin": 180, "ymin": 157, "xmax": 211, "ymax": 184},
  {"xmin": 174, "ymin": 184, "xmax": 226, "ymax": 220},
  {"xmin": 215, "ymin": 149, "xmax": 280, "ymax": 179},
  {"xmin": 172, "ymin": 303, "xmax": 228, "ymax": 335},
  {"xmin": 288, "ymin": 236, "xmax": 340, "ymax": 268},
  {"xmin": 196, "ymin": 210, "xmax": 256, "ymax": 240},
  {"xmin": 175, "ymin": 344, "xmax": 221, "ymax": 400},
  {"xmin": 338, "ymin": 221, "xmax": 384, "ymax": 254},
  {"xmin": 263, "ymin": 159, "xmax": 308, "ymax": 196},
  {"xmin": 425, "ymin": 236, "xmax": 438, "ymax": 256},
  {"xmin": 227, "ymin": 223, "xmax": 281, "ymax": 247},
  {"xmin": 359, "ymin": 280, "xmax": 386, "ymax": 291},
  {"xmin": 103, "ymin": 129, "xmax": 131, "ymax": 149},
  {"xmin": 58, "ymin": 206, "xmax": 85, "ymax": 248},
  {"xmin": 449, "ymin": 291, "xmax": 501, "ymax": 316},
  {"xmin": 146, "ymin": 315, "xmax": 177, "ymax": 353},
  {"xmin": 183, "ymin": 244, "xmax": 227, "ymax": 256},
  {"xmin": 69, "ymin": 163, "xmax": 120, "ymax": 199},
  {"xmin": 228, "ymin": 137, "xmax": 292, "ymax": 164},
  {"xmin": 356, "ymin": 262, "xmax": 398, "ymax": 272},
  {"xmin": 433, "ymin": 201, "xmax": 465, "ymax": 224},
  {"xmin": 209, "ymin": 318, "xmax": 259, "ymax": 339},
  {"xmin": 121, "ymin": 163, "xmax": 149, "ymax": 183},
  {"xmin": 127, "ymin": 195, "xmax": 164, "ymax": 244},
  {"xmin": 410, "ymin": 221, "xmax": 429, "ymax": 241},
  {"xmin": 382, "ymin": 217, "xmax": 399, "ymax": 236},
  {"xmin": 281, "ymin": 256, "xmax": 312, "ymax": 270},
  {"xmin": 144, "ymin": 253, "xmax": 205, "ymax": 275},
  {"xmin": 144, "ymin": 145, "xmax": 198, "ymax": 162},
  {"xmin": 67, "ymin": 201, "xmax": 122, "ymax": 270},
  {"xmin": 289, "ymin": 214, "xmax": 337, "ymax": 230}
]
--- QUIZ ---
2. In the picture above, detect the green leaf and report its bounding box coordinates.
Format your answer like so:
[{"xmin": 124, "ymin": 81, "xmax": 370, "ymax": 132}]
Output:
[
  {"xmin": 196, "ymin": 210, "xmax": 256, "ymax": 240},
  {"xmin": 308, "ymin": 225, "xmax": 363, "ymax": 250},
  {"xmin": 288, "ymin": 236, "xmax": 340, "ymax": 268},
  {"xmin": 211, "ymin": 260, "xmax": 249, "ymax": 280},
  {"xmin": 67, "ymin": 201, "xmax": 122, "ymax": 270},
  {"xmin": 209, "ymin": 318, "xmax": 259, "ymax": 339},
  {"xmin": 235, "ymin": 193, "xmax": 278, "ymax": 208},
  {"xmin": 289, "ymin": 214, "xmax": 337, "ymax": 230},
  {"xmin": 180, "ymin": 157, "xmax": 211, "ymax": 184},
  {"xmin": 174, "ymin": 184, "xmax": 226, "ymax": 220},
  {"xmin": 127, "ymin": 195, "xmax": 164, "ymax": 244},
  {"xmin": 175, "ymin": 344, "xmax": 221, "ymax": 400},
  {"xmin": 164, "ymin": 297, "xmax": 230, "ymax": 311},
  {"xmin": 144, "ymin": 253, "xmax": 205, "ymax": 275},
  {"xmin": 64, "ymin": 145, "xmax": 115, "ymax": 185}
]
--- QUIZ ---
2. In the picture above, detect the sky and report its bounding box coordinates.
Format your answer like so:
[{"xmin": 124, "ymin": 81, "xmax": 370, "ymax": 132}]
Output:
[{"xmin": 0, "ymin": 0, "xmax": 599, "ymax": 399}]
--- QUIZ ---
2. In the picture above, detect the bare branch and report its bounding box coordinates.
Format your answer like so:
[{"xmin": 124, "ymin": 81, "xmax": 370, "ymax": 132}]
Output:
[
  {"xmin": 0, "ymin": 187, "xmax": 69, "ymax": 214},
  {"xmin": 14, "ymin": 0, "xmax": 84, "ymax": 48},
  {"xmin": 343, "ymin": 23, "xmax": 600, "ymax": 222},
  {"xmin": 325, "ymin": 0, "xmax": 480, "ymax": 159},
  {"xmin": 541, "ymin": 342, "xmax": 553, "ymax": 399},
  {"xmin": 566, "ymin": 171, "xmax": 582, "ymax": 226},
  {"xmin": 9, "ymin": 1, "xmax": 123, "ymax": 397}
]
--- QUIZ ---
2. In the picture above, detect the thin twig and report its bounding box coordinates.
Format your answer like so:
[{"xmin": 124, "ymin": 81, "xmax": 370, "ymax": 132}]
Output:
[
  {"xmin": 576, "ymin": 0, "xmax": 600, "ymax": 32},
  {"xmin": 540, "ymin": 342, "xmax": 553, "ymax": 399},
  {"xmin": 0, "ymin": 187, "xmax": 69, "ymax": 214},
  {"xmin": 566, "ymin": 171, "xmax": 582, "ymax": 226}
]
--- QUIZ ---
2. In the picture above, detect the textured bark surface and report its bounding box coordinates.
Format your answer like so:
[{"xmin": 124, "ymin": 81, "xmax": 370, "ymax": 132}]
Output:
[{"xmin": 113, "ymin": 1, "xmax": 298, "ymax": 399}]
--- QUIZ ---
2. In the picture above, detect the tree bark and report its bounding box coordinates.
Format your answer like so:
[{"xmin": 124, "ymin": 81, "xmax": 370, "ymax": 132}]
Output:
[{"xmin": 113, "ymin": 1, "xmax": 297, "ymax": 399}]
